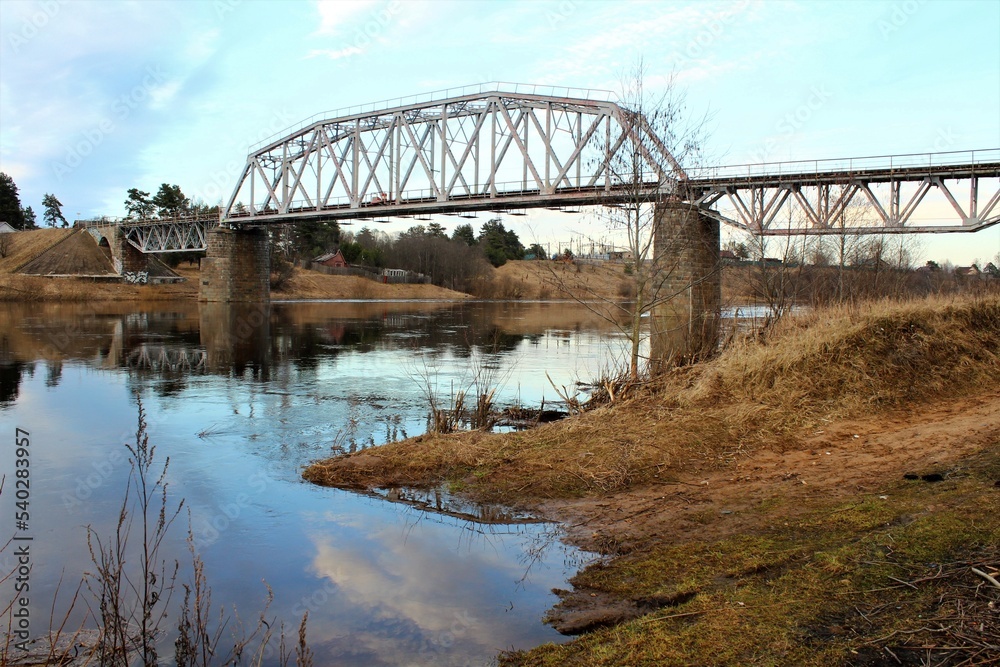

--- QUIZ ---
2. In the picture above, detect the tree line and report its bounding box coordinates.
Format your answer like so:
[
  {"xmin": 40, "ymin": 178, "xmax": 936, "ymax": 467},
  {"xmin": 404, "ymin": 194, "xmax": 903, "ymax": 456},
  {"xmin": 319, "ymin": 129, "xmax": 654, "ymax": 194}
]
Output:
[
  {"xmin": 275, "ymin": 217, "xmax": 534, "ymax": 293},
  {"xmin": 0, "ymin": 172, "xmax": 68, "ymax": 229}
]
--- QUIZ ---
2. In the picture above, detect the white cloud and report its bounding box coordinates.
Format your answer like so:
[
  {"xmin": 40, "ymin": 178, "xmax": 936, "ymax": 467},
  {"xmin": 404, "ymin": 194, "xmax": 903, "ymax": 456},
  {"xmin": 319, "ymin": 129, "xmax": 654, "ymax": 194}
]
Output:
[
  {"xmin": 314, "ymin": 0, "xmax": 378, "ymax": 36},
  {"xmin": 148, "ymin": 79, "xmax": 183, "ymax": 110},
  {"xmin": 184, "ymin": 28, "xmax": 220, "ymax": 64},
  {"xmin": 305, "ymin": 46, "xmax": 363, "ymax": 60}
]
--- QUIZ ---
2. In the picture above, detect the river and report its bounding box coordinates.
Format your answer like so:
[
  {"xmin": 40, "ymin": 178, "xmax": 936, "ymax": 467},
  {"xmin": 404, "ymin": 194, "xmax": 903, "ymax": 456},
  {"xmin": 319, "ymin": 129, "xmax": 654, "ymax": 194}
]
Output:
[{"xmin": 1, "ymin": 299, "xmax": 639, "ymax": 666}]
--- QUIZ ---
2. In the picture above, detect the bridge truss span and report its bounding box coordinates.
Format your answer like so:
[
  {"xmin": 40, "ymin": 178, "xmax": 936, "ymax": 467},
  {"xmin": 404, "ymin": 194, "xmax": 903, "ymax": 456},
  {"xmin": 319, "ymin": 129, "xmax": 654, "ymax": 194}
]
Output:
[
  {"xmin": 86, "ymin": 216, "xmax": 220, "ymax": 253},
  {"xmin": 223, "ymin": 85, "xmax": 685, "ymax": 223},
  {"xmin": 687, "ymin": 149, "xmax": 1000, "ymax": 235}
]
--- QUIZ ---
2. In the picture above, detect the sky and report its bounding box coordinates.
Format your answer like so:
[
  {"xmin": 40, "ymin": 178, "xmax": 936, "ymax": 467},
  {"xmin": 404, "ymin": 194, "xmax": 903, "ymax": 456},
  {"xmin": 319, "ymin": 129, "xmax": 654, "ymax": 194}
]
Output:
[{"xmin": 1, "ymin": 0, "xmax": 998, "ymax": 265}]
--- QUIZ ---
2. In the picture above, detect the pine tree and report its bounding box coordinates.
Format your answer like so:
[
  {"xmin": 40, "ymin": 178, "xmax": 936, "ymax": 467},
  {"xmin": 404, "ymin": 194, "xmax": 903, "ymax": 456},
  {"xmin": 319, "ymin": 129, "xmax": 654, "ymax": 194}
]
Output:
[
  {"xmin": 42, "ymin": 193, "xmax": 68, "ymax": 227},
  {"xmin": 0, "ymin": 172, "xmax": 26, "ymax": 229}
]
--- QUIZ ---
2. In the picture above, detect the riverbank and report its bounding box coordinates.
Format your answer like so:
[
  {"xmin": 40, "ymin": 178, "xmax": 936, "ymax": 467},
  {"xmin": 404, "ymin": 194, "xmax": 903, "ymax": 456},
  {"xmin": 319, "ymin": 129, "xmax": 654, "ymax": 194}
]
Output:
[
  {"xmin": 0, "ymin": 227, "xmax": 472, "ymax": 301},
  {"xmin": 303, "ymin": 295, "xmax": 1000, "ymax": 665},
  {"xmin": 0, "ymin": 228, "xmax": 629, "ymax": 301}
]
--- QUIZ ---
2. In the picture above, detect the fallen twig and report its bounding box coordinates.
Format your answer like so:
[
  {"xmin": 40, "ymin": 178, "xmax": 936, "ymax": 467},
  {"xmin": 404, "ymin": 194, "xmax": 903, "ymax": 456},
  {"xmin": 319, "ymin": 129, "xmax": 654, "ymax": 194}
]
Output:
[{"xmin": 970, "ymin": 567, "xmax": 1000, "ymax": 590}]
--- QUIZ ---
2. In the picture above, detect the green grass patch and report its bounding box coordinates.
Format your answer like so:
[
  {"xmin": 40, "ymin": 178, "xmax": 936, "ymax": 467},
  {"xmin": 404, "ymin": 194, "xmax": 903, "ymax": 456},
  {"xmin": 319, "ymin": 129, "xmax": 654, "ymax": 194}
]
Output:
[{"xmin": 503, "ymin": 442, "xmax": 1000, "ymax": 667}]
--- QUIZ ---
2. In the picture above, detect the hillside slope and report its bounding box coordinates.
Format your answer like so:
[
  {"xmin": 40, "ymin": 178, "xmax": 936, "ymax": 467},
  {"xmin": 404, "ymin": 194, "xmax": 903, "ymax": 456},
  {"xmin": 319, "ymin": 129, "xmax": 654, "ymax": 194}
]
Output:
[{"xmin": 0, "ymin": 228, "xmax": 75, "ymax": 273}]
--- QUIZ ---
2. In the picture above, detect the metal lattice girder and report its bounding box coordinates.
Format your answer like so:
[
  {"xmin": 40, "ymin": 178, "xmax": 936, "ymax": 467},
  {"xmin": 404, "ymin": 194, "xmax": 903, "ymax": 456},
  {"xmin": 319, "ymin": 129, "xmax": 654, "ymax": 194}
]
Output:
[
  {"xmin": 223, "ymin": 82, "xmax": 685, "ymax": 223},
  {"xmin": 124, "ymin": 345, "xmax": 208, "ymax": 373},
  {"xmin": 687, "ymin": 149, "xmax": 1000, "ymax": 234},
  {"xmin": 120, "ymin": 216, "xmax": 219, "ymax": 252}
]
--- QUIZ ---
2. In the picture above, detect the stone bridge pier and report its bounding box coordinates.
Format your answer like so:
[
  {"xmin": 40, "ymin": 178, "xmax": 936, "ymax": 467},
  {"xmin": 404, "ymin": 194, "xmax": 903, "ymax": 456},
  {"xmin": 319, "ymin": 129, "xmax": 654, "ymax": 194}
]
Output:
[
  {"xmin": 199, "ymin": 302, "xmax": 272, "ymax": 377},
  {"xmin": 199, "ymin": 227, "xmax": 270, "ymax": 302},
  {"xmin": 109, "ymin": 228, "xmax": 149, "ymax": 276},
  {"xmin": 650, "ymin": 202, "xmax": 721, "ymax": 371}
]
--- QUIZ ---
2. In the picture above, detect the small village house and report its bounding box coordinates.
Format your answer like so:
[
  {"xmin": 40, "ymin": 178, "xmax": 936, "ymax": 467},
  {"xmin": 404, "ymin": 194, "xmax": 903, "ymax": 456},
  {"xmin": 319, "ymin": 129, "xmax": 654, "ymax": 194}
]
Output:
[{"xmin": 314, "ymin": 250, "xmax": 348, "ymax": 268}]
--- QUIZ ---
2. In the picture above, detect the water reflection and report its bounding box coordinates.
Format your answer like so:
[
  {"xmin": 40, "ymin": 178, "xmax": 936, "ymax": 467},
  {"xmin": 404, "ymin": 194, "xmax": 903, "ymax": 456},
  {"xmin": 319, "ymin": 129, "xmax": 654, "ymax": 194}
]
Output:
[
  {"xmin": 372, "ymin": 486, "xmax": 540, "ymax": 524},
  {"xmin": 304, "ymin": 518, "xmax": 572, "ymax": 666},
  {"xmin": 0, "ymin": 301, "xmax": 625, "ymax": 414},
  {"xmin": 0, "ymin": 299, "xmax": 622, "ymax": 665}
]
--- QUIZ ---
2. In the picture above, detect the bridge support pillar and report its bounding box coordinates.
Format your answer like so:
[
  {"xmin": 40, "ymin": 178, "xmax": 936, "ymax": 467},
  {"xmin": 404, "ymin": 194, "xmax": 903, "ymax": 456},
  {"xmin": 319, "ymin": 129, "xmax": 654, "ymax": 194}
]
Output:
[
  {"xmin": 110, "ymin": 229, "xmax": 149, "ymax": 277},
  {"xmin": 650, "ymin": 202, "xmax": 721, "ymax": 371},
  {"xmin": 199, "ymin": 227, "xmax": 270, "ymax": 303},
  {"xmin": 199, "ymin": 302, "xmax": 272, "ymax": 376}
]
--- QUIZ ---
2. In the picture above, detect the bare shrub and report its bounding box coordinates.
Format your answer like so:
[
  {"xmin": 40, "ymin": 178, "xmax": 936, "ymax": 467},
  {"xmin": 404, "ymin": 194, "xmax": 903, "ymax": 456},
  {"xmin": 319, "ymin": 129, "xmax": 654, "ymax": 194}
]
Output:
[
  {"xmin": 270, "ymin": 255, "xmax": 294, "ymax": 290},
  {"xmin": 1, "ymin": 399, "xmax": 311, "ymax": 666},
  {"xmin": 471, "ymin": 274, "xmax": 525, "ymax": 300},
  {"xmin": 86, "ymin": 397, "xmax": 182, "ymax": 667},
  {"xmin": 617, "ymin": 279, "xmax": 637, "ymax": 300},
  {"xmin": 351, "ymin": 277, "xmax": 376, "ymax": 299},
  {"xmin": 411, "ymin": 329, "xmax": 515, "ymax": 433},
  {"xmin": 542, "ymin": 61, "xmax": 711, "ymax": 380}
]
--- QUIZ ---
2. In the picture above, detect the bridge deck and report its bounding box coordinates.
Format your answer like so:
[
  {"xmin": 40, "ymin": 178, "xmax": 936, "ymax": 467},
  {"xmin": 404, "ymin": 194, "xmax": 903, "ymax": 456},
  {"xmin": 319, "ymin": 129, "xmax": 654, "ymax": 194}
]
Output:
[{"xmin": 687, "ymin": 161, "xmax": 1000, "ymax": 191}]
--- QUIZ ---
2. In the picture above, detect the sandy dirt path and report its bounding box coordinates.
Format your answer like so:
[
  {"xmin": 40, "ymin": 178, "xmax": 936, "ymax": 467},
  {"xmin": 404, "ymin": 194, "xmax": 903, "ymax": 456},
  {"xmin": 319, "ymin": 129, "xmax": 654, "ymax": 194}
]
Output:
[{"xmin": 539, "ymin": 391, "xmax": 1000, "ymax": 631}]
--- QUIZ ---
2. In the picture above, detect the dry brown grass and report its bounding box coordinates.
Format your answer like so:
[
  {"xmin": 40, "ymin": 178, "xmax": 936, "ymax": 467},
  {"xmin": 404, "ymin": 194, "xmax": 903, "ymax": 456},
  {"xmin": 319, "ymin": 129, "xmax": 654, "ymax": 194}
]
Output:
[
  {"xmin": 493, "ymin": 259, "xmax": 634, "ymax": 301},
  {"xmin": 0, "ymin": 273, "xmax": 197, "ymax": 301},
  {"xmin": 0, "ymin": 228, "xmax": 75, "ymax": 273},
  {"xmin": 17, "ymin": 229, "xmax": 116, "ymax": 276},
  {"xmin": 684, "ymin": 295, "xmax": 1000, "ymax": 421},
  {"xmin": 303, "ymin": 295, "xmax": 1000, "ymax": 502},
  {"xmin": 270, "ymin": 266, "xmax": 470, "ymax": 300}
]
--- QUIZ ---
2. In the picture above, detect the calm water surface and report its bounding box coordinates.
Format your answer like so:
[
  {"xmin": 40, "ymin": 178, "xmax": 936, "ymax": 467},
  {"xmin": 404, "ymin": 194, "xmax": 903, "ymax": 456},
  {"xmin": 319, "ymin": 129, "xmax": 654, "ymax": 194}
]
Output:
[{"xmin": 0, "ymin": 300, "xmax": 636, "ymax": 665}]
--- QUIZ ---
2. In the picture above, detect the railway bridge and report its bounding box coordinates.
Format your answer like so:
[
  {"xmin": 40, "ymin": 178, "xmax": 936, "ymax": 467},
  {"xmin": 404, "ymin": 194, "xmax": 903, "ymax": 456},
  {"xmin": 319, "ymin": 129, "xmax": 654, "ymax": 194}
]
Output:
[{"xmin": 87, "ymin": 82, "xmax": 1000, "ymax": 360}]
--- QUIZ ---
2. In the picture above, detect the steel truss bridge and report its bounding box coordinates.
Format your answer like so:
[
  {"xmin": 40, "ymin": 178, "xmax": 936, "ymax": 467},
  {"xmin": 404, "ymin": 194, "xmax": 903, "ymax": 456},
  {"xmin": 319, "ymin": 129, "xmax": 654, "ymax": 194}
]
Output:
[
  {"xmin": 85, "ymin": 216, "xmax": 216, "ymax": 253},
  {"xmin": 86, "ymin": 83, "xmax": 1000, "ymax": 252}
]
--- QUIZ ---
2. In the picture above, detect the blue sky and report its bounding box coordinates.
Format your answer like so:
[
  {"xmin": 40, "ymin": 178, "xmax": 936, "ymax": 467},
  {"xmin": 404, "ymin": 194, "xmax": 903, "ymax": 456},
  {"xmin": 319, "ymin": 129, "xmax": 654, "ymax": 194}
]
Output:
[{"xmin": 1, "ymin": 0, "xmax": 998, "ymax": 264}]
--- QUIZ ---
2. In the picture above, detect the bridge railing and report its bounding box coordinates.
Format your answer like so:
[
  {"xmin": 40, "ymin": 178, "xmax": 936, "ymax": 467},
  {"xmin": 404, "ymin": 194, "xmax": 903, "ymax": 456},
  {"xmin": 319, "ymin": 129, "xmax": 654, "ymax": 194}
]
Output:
[
  {"xmin": 79, "ymin": 214, "xmax": 223, "ymax": 228},
  {"xmin": 249, "ymin": 81, "xmax": 617, "ymax": 153},
  {"xmin": 686, "ymin": 148, "xmax": 1000, "ymax": 181}
]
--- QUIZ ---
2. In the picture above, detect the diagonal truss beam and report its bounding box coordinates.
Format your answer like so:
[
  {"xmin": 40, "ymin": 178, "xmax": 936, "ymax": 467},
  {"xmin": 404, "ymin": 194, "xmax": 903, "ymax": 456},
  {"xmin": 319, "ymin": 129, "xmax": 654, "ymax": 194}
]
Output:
[
  {"xmin": 692, "ymin": 157, "xmax": 1000, "ymax": 234},
  {"xmin": 223, "ymin": 87, "xmax": 684, "ymax": 223}
]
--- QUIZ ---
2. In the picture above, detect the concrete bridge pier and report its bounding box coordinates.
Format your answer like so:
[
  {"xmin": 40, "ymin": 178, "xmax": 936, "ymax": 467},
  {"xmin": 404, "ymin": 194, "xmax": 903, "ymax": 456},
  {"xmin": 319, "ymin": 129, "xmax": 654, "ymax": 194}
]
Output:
[
  {"xmin": 199, "ymin": 227, "xmax": 270, "ymax": 302},
  {"xmin": 650, "ymin": 202, "xmax": 721, "ymax": 371}
]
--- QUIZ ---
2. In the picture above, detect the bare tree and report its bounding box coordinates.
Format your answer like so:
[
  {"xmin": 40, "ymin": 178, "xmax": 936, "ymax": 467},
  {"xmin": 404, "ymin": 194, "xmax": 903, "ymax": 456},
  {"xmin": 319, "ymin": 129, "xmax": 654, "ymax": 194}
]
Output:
[
  {"xmin": 544, "ymin": 62, "xmax": 711, "ymax": 381},
  {"xmin": 739, "ymin": 220, "xmax": 815, "ymax": 332}
]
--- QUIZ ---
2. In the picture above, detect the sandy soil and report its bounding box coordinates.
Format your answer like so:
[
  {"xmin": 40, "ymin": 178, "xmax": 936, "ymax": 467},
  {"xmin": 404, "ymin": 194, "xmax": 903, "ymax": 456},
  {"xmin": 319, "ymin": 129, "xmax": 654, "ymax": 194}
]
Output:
[{"xmin": 539, "ymin": 390, "xmax": 1000, "ymax": 632}]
